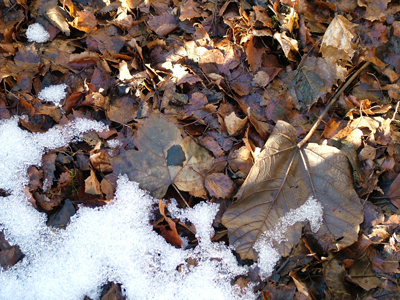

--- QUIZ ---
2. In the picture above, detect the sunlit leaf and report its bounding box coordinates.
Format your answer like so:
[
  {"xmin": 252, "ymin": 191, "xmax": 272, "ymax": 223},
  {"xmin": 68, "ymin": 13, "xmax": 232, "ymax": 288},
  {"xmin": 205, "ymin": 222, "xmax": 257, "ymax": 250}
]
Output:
[{"xmin": 222, "ymin": 121, "xmax": 363, "ymax": 260}]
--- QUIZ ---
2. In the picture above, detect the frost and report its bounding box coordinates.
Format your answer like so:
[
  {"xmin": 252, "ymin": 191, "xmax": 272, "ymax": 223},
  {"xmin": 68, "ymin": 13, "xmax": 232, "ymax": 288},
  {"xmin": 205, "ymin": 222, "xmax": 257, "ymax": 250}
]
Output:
[
  {"xmin": 107, "ymin": 139, "xmax": 123, "ymax": 148},
  {"xmin": 254, "ymin": 197, "xmax": 324, "ymax": 278},
  {"xmin": 26, "ymin": 23, "xmax": 50, "ymax": 43},
  {"xmin": 38, "ymin": 84, "xmax": 68, "ymax": 107}
]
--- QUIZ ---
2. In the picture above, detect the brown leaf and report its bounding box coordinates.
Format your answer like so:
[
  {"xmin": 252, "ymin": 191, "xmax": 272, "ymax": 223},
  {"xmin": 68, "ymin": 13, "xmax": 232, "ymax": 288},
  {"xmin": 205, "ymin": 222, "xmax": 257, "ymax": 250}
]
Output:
[
  {"xmin": 44, "ymin": 0, "xmax": 70, "ymax": 36},
  {"xmin": 157, "ymin": 200, "xmax": 183, "ymax": 247},
  {"xmin": 205, "ymin": 173, "xmax": 234, "ymax": 199},
  {"xmin": 198, "ymin": 49, "xmax": 224, "ymax": 74},
  {"xmin": 85, "ymin": 169, "xmax": 102, "ymax": 195},
  {"xmin": 222, "ymin": 121, "xmax": 363, "ymax": 260},
  {"xmin": 111, "ymin": 113, "xmax": 213, "ymax": 198},
  {"xmin": 388, "ymin": 173, "xmax": 400, "ymax": 209},
  {"xmin": 179, "ymin": 0, "xmax": 202, "ymax": 21},
  {"xmin": 359, "ymin": 144, "xmax": 376, "ymax": 161},
  {"xmin": 71, "ymin": 9, "xmax": 97, "ymax": 33},
  {"xmin": 90, "ymin": 148, "xmax": 113, "ymax": 173},
  {"xmin": 224, "ymin": 112, "xmax": 247, "ymax": 136},
  {"xmin": 107, "ymin": 95, "xmax": 138, "ymax": 124},
  {"xmin": 348, "ymin": 256, "xmax": 382, "ymax": 291},
  {"xmin": 246, "ymin": 36, "xmax": 265, "ymax": 72},
  {"xmin": 320, "ymin": 14, "xmax": 357, "ymax": 64},
  {"xmin": 288, "ymin": 57, "xmax": 346, "ymax": 108},
  {"xmin": 42, "ymin": 152, "xmax": 57, "ymax": 191},
  {"xmin": 148, "ymin": 14, "xmax": 178, "ymax": 37},
  {"xmin": 323, "ymin": 255, "xmax": 352, "ymax": 300},
  {"xmin": 273, "ymin": 32, "xmax": 299, "ymax": 62}
]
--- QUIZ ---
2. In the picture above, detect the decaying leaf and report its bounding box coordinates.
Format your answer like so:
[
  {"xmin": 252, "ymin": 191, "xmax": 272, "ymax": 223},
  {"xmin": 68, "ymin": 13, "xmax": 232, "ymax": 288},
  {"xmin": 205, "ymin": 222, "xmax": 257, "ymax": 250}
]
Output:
[
  {"xmin": 205, "ymin": 173, "xmax": 235, "ymax": 199},
  {"xmin": 288, "ymin": 57, "xmax": 346, "ymax": 108},
  {"xmin": 111, "ymin": 113, "xmax": 213, "ymax": 198},
  {"xmin": 222, "ymin": 121, "xmax": 363, "ymax": 260}
]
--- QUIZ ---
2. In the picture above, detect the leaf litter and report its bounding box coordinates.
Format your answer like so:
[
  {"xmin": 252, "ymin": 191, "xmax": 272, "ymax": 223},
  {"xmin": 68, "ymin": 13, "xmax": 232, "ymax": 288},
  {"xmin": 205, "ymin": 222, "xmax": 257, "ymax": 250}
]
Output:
[{"xmin": 1, "ymin": 0, "xmax": 400, "ymax": 298}]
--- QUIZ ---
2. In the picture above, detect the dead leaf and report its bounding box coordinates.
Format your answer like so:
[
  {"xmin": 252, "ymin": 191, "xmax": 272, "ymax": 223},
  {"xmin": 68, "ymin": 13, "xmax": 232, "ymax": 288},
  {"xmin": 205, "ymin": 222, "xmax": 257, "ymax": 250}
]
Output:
[
  {"xmin": 348, "ymin": 256, "xmax": 382, "ymax": 291},
  {"xmin": 288, "ymin": 57, "xmax": 346, "ymax": 108},
  {"xmin": 273, "ymin": 32, "xmax": 299, "ymax": 62},
  {"xmin": 44, "ymin": 0, "xmax": 70, "ymax": 36},
  {"xmin": 224, "ymin": 112, "xmax": 247, "ymax": 136},
  {"xmin": 179, "ymin": 0, "xmax": 202, "ymax": 21},
  {"xmin": 148, "ymin": 14, "xmax": 178, "ymax": 37},
  {"xmin": 85, "ymin": 169, "xmax": 102, "ymax": 195},
  {"xmin": 388, "ymin": 173, "xmax": 400, "ymax": 209},
  {"xmin": 246, "ymin": 36, "xmax": 266, "ymax": 72},
  {"xmin": 222, "ymin": 121, "xmax": 363, "ymax": 260},
  {"xmin": 71, "ymin": 9, "xmax": 97, "ymax": 33},
  {"xmin": 320, "ymin": 14, "xmax": 357, "ymax": 64},
  {"xmin": 42, "ymin": 152, "xmax": 57, "ymax": 191},
  {"xmin": 157, "ymin": 200, "xmax": 183, "ymax": 247},
  {"xmin": 90, "ymin": 148, "xmax": 113, "ymax": 173},
  {"xmin": 111, "ymin": 113, "xmax": 213, "ymax": 198},
  {"xmin": 324, "ymin": 255, "xmax": 352, "ymax": 299},
  {"xmin": 359, "ymin": 144, "xmax": 376, "ymax": 161},
  {"xmin": 205, "ymin": 173, "xmax": 234, "ymax": 199}
]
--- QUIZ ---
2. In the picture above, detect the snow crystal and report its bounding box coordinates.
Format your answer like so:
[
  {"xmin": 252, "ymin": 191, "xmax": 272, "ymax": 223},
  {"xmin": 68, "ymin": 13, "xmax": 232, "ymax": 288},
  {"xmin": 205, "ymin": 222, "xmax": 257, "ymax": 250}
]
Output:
[
  {"xmin": 38, "ymin": 84, "xmax": 68, "ymax": 107},
  {"xmin": 254, "ymin": 197, "xmax": 324, "ymax": 278},
  {"xmin": 26, "ymin": 23, "xmax": 50, "ymax": 43}
]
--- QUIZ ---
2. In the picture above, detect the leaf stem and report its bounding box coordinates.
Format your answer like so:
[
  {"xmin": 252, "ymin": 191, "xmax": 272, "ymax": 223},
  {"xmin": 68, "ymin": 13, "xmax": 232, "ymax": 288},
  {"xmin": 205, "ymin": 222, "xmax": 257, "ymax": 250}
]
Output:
[{"xmin": 297, "ymin": 62, "xmax": 371, "ymax": 148}]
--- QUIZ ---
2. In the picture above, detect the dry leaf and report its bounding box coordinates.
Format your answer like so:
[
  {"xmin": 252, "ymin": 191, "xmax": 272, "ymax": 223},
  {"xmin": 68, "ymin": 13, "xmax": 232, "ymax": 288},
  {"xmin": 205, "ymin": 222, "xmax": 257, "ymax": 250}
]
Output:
[
  {"xmin": 111, "ymin": 113, "xmax": 213, "ymax": 198},
  {"xmin": 273, "ymin": 32, "xmax": 299, "ymax": 62},
  {"xmin": 222, "ymin": 121, "xmax": 363, "ymax": 260},
  {"xmin": 321, "ymin": 14, "xmax": 357, "ymax": 64},
  {"xmin": 148, "ymin": 14, "xmax": 178, "ymax": 37},
  {"xmin": 44, "ymin": 0, "xmax": 70, "ymax": 36},
  {"xmin": 85, "ymin": 169, "xmax": 102, "ymax": 195},
  {"xmin": 205, "ymin": 173, "xmax": 235, "ymax": 199},
  {"xmin": 224, "ymin": 112, "xmax": 247, "ymax": 136}
]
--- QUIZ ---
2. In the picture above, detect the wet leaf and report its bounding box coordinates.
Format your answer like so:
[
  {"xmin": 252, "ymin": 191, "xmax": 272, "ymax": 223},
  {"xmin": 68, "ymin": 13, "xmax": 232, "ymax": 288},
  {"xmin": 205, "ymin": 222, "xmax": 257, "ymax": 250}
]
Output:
[
  {"xmin": 111, "ymin": 113, "xmax": 213, "ymax": 198},
  {"xmin": 222, "ymin": 121, "xmax": 363, "ymax": 260}
]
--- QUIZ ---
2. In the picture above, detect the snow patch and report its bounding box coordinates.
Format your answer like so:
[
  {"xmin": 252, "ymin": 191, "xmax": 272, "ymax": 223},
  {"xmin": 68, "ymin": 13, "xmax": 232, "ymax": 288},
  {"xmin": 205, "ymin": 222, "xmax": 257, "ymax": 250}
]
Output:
[
  {"xmin": 38, "ymin": 84, "xmax": 68, "ymax": 107},
  {"xmin": 0, "ymin": 118, "xmax": 255, "ymax": 300},
  {"xmin": 0, "ymin": 116, "xmax": 324, "ymax": 299},
  {"xmin": 254, "ymin": 197, "xmax": 324, "ymax": 278},
  {"xmin": 26, "ymin": 23, "xmax": 50, "ymax": 43}
]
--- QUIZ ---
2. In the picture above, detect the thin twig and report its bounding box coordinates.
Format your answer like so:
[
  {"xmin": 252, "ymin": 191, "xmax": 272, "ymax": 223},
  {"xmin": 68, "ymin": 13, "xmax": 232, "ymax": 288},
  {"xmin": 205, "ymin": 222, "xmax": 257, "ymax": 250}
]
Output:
[{"xmin": 297, "ymin": 61, "xmax": 371, "ymax": 148}]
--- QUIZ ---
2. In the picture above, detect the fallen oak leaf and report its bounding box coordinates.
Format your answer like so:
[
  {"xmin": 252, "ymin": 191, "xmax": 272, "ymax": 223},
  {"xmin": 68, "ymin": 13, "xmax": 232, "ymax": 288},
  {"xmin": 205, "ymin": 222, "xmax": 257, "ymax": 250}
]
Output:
[{"xmin": 222, "ymin": 120, "xmax": 363, "ymax": 261}]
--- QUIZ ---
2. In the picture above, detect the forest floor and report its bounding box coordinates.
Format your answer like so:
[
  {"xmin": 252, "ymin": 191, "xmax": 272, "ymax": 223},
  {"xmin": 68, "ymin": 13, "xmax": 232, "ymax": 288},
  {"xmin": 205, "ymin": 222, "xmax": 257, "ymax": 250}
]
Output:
[{"xmin": 1, "ymin": 0, "xmax": 400, "ymax": 299}]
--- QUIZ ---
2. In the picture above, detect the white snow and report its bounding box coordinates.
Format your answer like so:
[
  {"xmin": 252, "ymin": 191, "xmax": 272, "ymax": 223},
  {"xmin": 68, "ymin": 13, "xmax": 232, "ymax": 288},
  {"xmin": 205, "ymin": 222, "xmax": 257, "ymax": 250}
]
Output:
[
  {"xmin": 254, "ymin": 197, "xmax": 324, "ymax": 278},
  {"xmin": 26, "ymin": 23, "xmax": 50, "ymax": 43},
  {"xmin": 38, "ymin": 84, "xmax": 68, "ymax": 107},
  {"xmin": 0, "ymin": 116, "xmax": 324, "ymax": 299}
]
